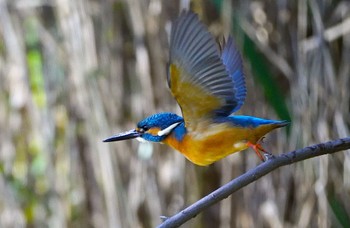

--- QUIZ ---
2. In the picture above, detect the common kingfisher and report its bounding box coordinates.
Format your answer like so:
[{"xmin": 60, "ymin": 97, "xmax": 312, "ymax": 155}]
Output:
[{"xmin": 104, "ymin": 11, "xmax": 289, "ymax": 166}]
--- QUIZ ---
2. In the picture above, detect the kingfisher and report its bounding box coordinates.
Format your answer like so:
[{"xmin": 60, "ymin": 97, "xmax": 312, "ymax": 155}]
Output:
[{"xmin": 103, "ymin": 11, "xmax": 289, "ymax": 166}]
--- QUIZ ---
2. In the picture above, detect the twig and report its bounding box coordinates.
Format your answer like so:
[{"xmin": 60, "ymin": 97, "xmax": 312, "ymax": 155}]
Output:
[
  {"xmin": 300, "ymin": 16, "xmax": 350, "ymax": 52},
  {"xmin": 240, "ymin": 19, "xmax": 294, "ymax": 80},
  {"xmin": 157, "ymin": 137, "xmax": 350, "ymax": 228}
]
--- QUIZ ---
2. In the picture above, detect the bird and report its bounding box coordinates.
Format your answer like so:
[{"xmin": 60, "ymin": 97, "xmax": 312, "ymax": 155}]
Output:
[{"xmin": 103, "ymin": 11, "xmax": 289, "ymax": 166}]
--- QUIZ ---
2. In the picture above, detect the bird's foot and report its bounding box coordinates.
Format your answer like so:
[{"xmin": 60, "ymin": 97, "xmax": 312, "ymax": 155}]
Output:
[
  {"xmin": 160, "ymin": 216, "xmax": 168, "ymax": 222},
  {"xmin": 247, "ymin": 141, "xmax": 272, "ymax": 162}
]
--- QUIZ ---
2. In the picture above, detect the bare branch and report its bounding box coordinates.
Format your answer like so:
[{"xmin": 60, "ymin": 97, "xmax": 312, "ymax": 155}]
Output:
[{"xmin": 158, "ymin": 137, "xmax": 350, "ymax": 228}]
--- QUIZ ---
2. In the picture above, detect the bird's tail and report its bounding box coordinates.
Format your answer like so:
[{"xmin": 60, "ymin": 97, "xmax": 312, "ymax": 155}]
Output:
[
  {"xmin": 254, "ymin": 120, "xmax": 290, "ymax": 140},
  {"xmin": 272, "ymin": 120, "xmax": 290, "ymax": 128}
]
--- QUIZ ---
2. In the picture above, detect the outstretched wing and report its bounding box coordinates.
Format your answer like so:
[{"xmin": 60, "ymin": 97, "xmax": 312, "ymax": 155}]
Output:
[
  {"xmin": 168, "ymin": 11, "xmax": 246, "ymax": 129},
  {"xmin": 221, "ymin": 36, "xmax": 246, "ymax": 113}
]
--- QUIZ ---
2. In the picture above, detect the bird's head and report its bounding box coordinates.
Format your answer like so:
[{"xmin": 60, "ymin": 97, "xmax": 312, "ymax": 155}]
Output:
[{"xmin": 103, "ymin": 112, "xmax": 183, "ymax": 143}]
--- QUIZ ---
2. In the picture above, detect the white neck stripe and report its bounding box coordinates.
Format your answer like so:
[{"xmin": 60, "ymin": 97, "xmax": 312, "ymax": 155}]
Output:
[{"xmin": 157, "ymin": 122, "xmax": 181, "ymax": 136}]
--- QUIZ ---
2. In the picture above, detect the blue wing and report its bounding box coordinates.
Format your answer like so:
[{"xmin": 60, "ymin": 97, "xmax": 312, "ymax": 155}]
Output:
[{"xmin": 221, "ymin": 36, "xmax": 246, "ymax": 113}]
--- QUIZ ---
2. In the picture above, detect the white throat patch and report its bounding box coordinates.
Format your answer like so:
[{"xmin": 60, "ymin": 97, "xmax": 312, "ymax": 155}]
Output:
[
  {"xmin": 157, "ymin": 122, "xmax": 181, "ymax": 136},
  {"xmin": 136, "ymin": 137, "xmax": 147, "ymax": 143}
]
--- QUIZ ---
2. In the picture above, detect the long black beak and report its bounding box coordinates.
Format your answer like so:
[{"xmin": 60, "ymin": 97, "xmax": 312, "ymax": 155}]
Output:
[{"xmin": 103, "ymin": 129, "xmax": 141, "ymax": 142}]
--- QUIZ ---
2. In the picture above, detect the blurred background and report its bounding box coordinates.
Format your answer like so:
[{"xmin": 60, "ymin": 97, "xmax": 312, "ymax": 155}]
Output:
[{"xmin": 0, "ymin": 0, "xmax": 349, "ymax": 227}]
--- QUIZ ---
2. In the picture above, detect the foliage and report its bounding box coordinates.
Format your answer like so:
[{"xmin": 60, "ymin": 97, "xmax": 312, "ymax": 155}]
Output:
[{"xmin": 0, "ymin": 0, "xmax": 349, "ymax": 227}]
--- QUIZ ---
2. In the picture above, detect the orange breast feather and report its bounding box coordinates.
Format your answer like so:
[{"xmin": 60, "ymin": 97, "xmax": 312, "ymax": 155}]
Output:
[{"xmin": 164, "ymin": 123, "xmax": 280, "ymax": 166}]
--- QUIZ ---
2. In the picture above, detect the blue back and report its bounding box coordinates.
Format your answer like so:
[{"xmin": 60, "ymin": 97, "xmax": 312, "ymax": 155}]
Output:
[{"xmin": 215, "ymin": 115, "xmax": 288, "ymax": 128}]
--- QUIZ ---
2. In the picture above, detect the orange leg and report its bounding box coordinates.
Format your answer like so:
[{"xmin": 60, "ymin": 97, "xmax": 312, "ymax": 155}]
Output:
[{"xmin": 247, "ymin": 140, "xmax": 271, "ymax": 161}]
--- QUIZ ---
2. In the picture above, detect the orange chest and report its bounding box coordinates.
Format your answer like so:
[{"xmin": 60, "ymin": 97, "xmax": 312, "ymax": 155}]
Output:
[
  {"xmin": 163, "ymin": 125, "xmax": 257, "ymax": 166},
  {"xmin": 163, "ymin": 122, "xmax": 280, "ymax": 166}
]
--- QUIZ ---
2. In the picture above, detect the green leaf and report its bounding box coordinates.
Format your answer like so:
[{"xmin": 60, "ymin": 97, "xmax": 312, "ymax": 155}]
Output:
[
  {"xmin": 329, "ymin": 195, "xmax": 350, "ymax": 228},
  {"xmin": 25, "ymin": 18, "xmax": 46, "ymax": 108},
  {"xmin": 242, "ymin": 35, "xmax": 291, "ymax": 123}
]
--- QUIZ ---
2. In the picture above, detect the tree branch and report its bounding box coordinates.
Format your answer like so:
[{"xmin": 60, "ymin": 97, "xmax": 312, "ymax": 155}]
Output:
[{"xmin": 158, "ymin": 137, "xmax": 350, "ymax": 228}]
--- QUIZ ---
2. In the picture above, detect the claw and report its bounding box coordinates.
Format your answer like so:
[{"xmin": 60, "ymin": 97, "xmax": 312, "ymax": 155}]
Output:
[
  {"xmin": 247, "ymin": 141, "xmax": 271, "ymax": 161},
  {"xmin": 160, "ymin": 216, "xmax": 168, "ymax": 222}
]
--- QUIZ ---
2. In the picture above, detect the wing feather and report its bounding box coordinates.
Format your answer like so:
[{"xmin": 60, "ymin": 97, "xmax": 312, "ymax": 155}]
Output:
[
  {"xmin": 221, "ymin": 36, "xmax": 246, "ymax": 112},
  {"xmin": 168, "ymin": 11, "xmax": 246, "ymax": 129}
]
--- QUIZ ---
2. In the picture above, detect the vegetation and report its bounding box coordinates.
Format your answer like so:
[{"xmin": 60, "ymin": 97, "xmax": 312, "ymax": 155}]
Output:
[{"xmin": 0, "ymin": 0, "xmax": 349, "ymax": 227}]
